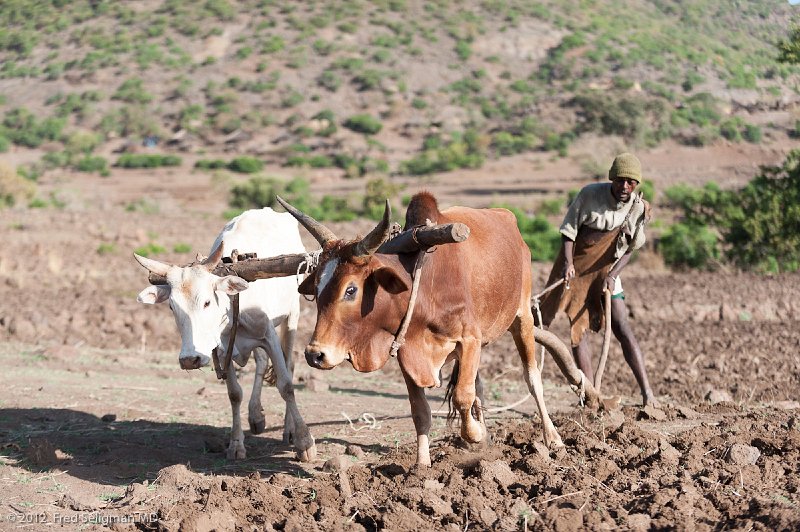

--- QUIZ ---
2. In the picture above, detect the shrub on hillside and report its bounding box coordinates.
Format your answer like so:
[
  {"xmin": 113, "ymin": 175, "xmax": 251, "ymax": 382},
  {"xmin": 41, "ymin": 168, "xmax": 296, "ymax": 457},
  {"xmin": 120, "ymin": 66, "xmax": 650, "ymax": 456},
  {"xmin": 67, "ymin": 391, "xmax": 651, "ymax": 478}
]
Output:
[
  {"xmin": 571, "ymin": 92, "xmax": 672, "ymax": 147},
  {"xmin": 0, "ymin": 162, "xmax": 35, "ymax": 208},
  {"xmin": 363, "ymin": 178, "xmax": 403, "ymax": 220},
  {"xmin": 195, "ymin": 159, "xmax": 228, "ymax": 170},
  {"xmin": 227, "ymin": 156, "xmax": 264, "ymax": 174},
  {"xmin": 228, "ymin": 176, "xmax": 355, "ymax": 221},
  {"xmin": 343, "ymin": 114, "xmax": 382, "ymax": 135},
  {"xmin": 112, "ymin": 78, "xmax": 153, "ymax": 104},
  {"xmin": 115, "ymin": 153, "xmax": 182, "ymax": 168},
  {"xmin": 1, "ymin": 107, "xmax": 66, "ymax": 148},
  {"xmin": 743, "ymin": 124, "xmax": 762, "ymax": 144},
  {"xmin": 399, "ymin": 131, "xmax": 486, "ymax": 175},
  {"xmin": 75, "ymin": 156, "xmax": 110, "ymax": 176}
]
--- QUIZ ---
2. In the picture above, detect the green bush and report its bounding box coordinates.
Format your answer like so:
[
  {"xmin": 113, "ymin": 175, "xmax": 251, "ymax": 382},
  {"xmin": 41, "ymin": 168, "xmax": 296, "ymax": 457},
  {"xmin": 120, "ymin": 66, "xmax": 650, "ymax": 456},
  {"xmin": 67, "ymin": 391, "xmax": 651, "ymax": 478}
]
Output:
[
  {"xmin": 363, "ymin": 178, "xmax": 403, "ymax": 220},
  {"xmin": 399, "ymin": 131, "xmax": 486, "ymax": 175},
  {"xmin": 195, "ymin": 159, "xmax": 228, "ymax": 170},
  {"xmin": 2, "ymin": 108, "xmax": 66, "ymax": 148},
  {"xmin": 229, "ymin": 176, "xmax": 355, "ymax": 221},
  {"xmin": 660, "ymin": 222, "xmax": 720, "ymax": 269},
  {"xmin": 285, "ymin": 154, "xmax": 333, "ymax": 168},
  {"xmin": 455, "ymin": 40, "xmax": 471, "ymax": 60},
  {"xmin": 112, "ymin": 78, "xmax": 153, "ymax": 104},
  {"xmin": 343, "ymin": 114, "xmax": 382, "ymax": 135},
  {"xmin": 743, "ymin": 124, "xmax": 761, "ymax": 144},
  {"xmin": 227, "ymin": 156, "xmax": 264, "ymax": 173},
  {"xmin": 637, "ymin": 180, "xmax": 655, "ymax": 203},
  {"xmin": 331, "ymin": 153, "xmax": 388, "ymax": 177},
  {"xmin": 0, "ymin": 161, "xmax": 35, "ymax": 208},
  {"xmin": 134, "ymin": 243, "xmax": 167, "ymax": 257},
  {"xmin": 491, "ymin": 131, "xmax": 537, "ymax": 156},
  {"xmin": 571, "ymin": 92, "xmax": 672, "ymax": 146},
  {"xmin": 664, "ymin": 151, "xmax": 800, "ymax": 272},
  {"xmin": 499, "ymin": 205, "xmax": 562, "ymax": 262},
  {"xmin": 75, "ymin": 156, "xmax": 109, "ymax": 176},
  {"xmin": 317, "ymin": 70, "xmax": 341, "ymax": 92},
  {"xmin": 351, "ymin": 70, "xmax": 384, "ymax": 91},
  {"xmin": 115, "ymin": 153, "xmax": 182, "ymax": 168}
]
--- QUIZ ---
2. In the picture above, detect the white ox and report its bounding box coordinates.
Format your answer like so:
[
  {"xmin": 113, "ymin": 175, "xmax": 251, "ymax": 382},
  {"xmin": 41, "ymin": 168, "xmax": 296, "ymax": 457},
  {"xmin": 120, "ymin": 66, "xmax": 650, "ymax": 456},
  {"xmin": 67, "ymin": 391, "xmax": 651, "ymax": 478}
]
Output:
[{"xmin": 134, "ymin": 208, "xmax": 316, "ymax": 461}]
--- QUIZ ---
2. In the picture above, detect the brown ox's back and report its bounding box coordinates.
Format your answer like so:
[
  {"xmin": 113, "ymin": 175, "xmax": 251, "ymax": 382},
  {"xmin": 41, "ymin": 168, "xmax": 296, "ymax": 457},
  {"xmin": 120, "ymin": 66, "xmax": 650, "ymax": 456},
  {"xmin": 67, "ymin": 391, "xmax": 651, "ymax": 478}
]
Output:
[{"xmin": 407, "ymin": 193, "xmax": 531, "ymax": 345}]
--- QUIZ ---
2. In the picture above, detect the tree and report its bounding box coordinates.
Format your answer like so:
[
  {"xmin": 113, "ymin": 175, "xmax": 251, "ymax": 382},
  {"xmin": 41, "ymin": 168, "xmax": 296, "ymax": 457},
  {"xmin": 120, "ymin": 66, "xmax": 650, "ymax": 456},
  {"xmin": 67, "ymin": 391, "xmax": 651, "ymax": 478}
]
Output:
[{"xmin": 778, "ymin": 24, "xmax": 800, "ymax": 64}]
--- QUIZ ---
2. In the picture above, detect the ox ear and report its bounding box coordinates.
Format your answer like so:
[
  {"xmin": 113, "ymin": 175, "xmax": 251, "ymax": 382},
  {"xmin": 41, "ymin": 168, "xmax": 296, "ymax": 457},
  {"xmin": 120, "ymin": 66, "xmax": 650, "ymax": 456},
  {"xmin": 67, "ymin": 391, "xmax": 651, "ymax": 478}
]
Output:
[
  {"xmin": 215, "ymin": 276, "xmax": 249, "ymax": 295},
  {"xmin": 298, "ymin": 274, "xmax": 315, "ymax": 296},
  {"xmin": 371, "ymin": 265, "xmax": 410, "ymax": 295},
  {"xmin": 137, "ymin": 285, "xmax": 171, "ymax": 305}
]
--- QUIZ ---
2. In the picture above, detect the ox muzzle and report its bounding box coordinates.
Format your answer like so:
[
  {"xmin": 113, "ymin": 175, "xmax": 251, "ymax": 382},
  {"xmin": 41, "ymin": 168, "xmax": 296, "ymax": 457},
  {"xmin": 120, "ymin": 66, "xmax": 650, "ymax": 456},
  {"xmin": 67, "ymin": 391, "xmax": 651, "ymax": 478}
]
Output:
[{"xmin": 304, "ymin": 343, "xmax": 346, "ymax": 370}]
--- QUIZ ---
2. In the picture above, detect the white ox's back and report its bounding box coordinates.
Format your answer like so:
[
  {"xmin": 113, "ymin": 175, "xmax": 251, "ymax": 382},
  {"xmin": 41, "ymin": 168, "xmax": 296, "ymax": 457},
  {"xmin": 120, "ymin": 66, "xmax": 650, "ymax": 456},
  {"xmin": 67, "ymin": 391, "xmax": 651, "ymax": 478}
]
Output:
[{"xmin": 211, "ymin": 208, "xmax": 304, "ymax": 323}]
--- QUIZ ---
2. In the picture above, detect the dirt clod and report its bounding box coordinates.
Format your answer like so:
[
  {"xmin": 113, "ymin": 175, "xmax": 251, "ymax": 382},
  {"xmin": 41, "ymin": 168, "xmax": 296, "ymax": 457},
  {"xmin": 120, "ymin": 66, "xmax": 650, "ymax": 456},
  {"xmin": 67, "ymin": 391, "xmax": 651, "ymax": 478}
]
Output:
[
  {"xmin": 727, "ymin": 443, "xmax": 761, "ymax": 466},
  {"xmin": 346, "ymin": 444, "xmax": 366, "ymax": 459},
  {"xmin": 323, "ymin": 454, "xmax": 353, "ymax": 473},
  {"xmin": 640, "ymin": 405, "xmax": 667, "ymax": 421},
  {"xmin": 706, "ymin": 389, "xmax": 734, "ymax": 404},
  {"xmin": 479, "ymin": 459, "xmax": 516, "ymax": 488}
]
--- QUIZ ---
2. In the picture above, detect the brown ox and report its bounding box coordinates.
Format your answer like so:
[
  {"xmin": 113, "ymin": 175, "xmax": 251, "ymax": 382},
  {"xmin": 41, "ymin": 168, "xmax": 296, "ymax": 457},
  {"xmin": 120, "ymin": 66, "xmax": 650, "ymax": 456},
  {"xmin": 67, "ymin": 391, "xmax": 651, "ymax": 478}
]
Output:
[{"xmin": 279, "ymin": 192, "xmax": 598, "ymax": 466}]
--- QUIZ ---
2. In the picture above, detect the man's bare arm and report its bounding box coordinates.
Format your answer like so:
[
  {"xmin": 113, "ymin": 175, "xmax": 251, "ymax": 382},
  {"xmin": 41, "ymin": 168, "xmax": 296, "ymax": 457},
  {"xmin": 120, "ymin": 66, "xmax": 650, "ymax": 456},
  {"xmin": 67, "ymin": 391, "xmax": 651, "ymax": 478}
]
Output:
[{"xmin": 562, "ymin": 235, "xmax": 576, "ymax": 281}]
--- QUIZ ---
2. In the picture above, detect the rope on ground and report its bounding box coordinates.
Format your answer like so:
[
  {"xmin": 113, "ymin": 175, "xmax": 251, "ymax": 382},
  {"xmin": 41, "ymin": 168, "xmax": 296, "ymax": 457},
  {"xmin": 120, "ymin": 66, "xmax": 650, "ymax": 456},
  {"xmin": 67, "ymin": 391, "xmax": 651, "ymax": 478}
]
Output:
[
  {"xmin": 341, "ymin": 412, "xmax": 380, "ymax": 432},
  {"xmin": 487, "ymin": 393, "xmax": 532, "ymax": 412}
]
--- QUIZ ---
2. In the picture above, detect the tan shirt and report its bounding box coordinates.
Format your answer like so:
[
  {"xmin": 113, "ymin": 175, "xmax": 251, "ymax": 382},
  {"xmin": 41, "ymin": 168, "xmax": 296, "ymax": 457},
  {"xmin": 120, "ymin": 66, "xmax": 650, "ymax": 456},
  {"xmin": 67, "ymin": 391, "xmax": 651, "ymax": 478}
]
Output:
[{"xmin": 559, "ymin": 182, "xmax": 647, "ymax": 259}]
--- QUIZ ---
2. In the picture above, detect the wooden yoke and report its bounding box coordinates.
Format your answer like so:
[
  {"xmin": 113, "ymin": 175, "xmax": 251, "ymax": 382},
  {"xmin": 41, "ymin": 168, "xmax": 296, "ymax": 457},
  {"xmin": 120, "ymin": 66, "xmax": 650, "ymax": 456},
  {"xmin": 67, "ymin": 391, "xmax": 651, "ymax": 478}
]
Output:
[
  {"xmin": 147, "ymin": 253, "xmax": 311, "ymax": 285},
  {"xmin": 145, "ymin": 223, "xmax": 471, "ymax": 285},
  {"xmin": 378, "ymin": 222, "xmax": 470, "ymax": 254}
]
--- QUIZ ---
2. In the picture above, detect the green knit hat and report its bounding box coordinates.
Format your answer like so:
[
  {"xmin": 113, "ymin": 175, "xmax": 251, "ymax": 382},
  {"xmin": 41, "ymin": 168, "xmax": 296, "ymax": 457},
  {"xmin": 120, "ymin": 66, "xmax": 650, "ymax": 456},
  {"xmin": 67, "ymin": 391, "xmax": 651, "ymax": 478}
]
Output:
[{"xmin": 608, "ymin": 152, "xmax": 642, "ymax": 182}]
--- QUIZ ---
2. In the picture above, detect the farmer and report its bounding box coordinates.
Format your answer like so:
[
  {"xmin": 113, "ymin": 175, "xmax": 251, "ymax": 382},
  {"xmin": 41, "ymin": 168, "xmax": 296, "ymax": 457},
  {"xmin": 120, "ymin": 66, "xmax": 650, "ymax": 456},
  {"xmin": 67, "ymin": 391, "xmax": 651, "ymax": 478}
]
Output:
[{"xmin": 538, "ymin": 152, "xmax": 658, "ymax": 407}]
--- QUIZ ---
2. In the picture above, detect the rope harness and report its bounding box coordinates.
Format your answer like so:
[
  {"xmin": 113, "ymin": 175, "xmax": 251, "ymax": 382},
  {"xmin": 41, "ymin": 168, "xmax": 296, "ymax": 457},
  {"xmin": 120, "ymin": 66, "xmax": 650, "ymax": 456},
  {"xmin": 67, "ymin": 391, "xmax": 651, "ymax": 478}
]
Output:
[
  {"xmin": 211, "ymin": 255, "xmax": 244, "ymax": 382},
  {"xmin": 390, "ymin": 224, "xmax": 434, "ymax": 358}
]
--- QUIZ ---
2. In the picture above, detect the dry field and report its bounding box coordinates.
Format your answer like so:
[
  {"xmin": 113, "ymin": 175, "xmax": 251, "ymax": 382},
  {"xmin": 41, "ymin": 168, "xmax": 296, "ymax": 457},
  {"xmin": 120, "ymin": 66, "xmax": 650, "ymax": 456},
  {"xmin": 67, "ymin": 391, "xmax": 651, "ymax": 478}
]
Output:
[{"xmin": 0, "ymin": 147, "xmax": 799, "ymax": 531}]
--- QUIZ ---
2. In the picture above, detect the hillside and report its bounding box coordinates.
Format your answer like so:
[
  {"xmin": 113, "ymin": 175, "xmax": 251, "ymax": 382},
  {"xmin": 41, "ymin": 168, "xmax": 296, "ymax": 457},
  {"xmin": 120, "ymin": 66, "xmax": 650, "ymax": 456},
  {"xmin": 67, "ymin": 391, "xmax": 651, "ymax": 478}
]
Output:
[{"xmin": 0, "ymin": 0, "xmax": 798, "ymax": 193}]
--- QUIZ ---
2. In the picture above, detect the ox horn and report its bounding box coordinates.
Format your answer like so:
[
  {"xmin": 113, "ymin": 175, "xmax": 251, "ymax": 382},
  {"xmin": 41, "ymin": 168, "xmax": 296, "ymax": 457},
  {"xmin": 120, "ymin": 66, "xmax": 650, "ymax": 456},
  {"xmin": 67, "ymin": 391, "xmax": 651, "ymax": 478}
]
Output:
[
  {"xmin": 202, "ymin": 240, "xmax": 225, "ymax": 271},
  {"xmin": 354, "ymin": 199, "xmax": 391, "ymax": 257},
  {"xmin": 133, "ymin": 253, "xmax": 172, "ymax": 277},
  {"xmin": 275, "ymin": 195, "xmax": 338, "ymax": 246}
]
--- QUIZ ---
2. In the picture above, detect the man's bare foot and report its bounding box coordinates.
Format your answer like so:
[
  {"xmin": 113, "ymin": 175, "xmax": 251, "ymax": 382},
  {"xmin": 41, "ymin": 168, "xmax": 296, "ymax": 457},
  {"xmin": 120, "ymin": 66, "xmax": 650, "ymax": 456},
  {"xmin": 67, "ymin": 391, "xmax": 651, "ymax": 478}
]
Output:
[{"xmin": 643, "ymin": 392, "xmax": 660, "ymax": 408}]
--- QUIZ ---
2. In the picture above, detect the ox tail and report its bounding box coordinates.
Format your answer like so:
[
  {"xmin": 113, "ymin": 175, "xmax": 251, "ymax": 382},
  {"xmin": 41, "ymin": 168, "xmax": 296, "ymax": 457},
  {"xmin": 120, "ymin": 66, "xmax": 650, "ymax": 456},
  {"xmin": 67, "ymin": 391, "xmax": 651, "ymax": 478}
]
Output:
[
  {"xmin": 443, "ymin": 360, "xmax": 459, "ymax": 426},
  {"xmin": 264, "ymin": 361, "xmax": 277, "ymax": 386},
  {"xmin": 444, "ymin": 361, "xmax": 488, "ymax": 427}
]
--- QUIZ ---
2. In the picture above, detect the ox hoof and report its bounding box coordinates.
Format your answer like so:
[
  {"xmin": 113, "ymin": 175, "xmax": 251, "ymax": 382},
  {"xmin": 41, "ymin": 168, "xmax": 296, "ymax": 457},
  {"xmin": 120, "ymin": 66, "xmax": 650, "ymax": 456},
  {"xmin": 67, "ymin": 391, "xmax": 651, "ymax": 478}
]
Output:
[
  {"xmin": 461, "ymin": 422, "xmax": 484, "ymax": 444},
  {"xmin": 545, "ymin": 431, "xmax": 565, "ymax": 450},
  {"xmin": 249, "ymin": 418, "xmax": 266, "ymax": 435},
  {"xmin": 228, "ymin": 447, "xmax": 247, "ymax": 460},
  {"xmin": 296, "ymin": 443, "xmax": 317, "ymax": 462}
]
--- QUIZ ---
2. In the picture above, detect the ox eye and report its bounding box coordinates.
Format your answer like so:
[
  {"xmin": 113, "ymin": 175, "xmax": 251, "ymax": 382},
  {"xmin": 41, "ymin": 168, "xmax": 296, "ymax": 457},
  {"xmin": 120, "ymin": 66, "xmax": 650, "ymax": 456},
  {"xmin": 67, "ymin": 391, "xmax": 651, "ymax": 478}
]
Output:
[
  {"xmin": 203, "ymin": 300, "xmax": 211, "ymax": 308},
  {"xmin": 343, "ymin": 285, "xmax": 358, "ymax": 300}
]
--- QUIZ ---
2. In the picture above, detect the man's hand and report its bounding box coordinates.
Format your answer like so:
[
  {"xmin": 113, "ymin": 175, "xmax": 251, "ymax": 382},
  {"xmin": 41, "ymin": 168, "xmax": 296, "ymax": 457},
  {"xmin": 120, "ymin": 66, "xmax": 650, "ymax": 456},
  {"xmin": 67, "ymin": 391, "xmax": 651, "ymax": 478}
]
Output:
[
  {"xmin": 604, "ymin": 274, "xmax": 616, "ymax": 293},
  {"xmin": 562, "ymin": 262, "xmax": 576, "ymax": 282}
]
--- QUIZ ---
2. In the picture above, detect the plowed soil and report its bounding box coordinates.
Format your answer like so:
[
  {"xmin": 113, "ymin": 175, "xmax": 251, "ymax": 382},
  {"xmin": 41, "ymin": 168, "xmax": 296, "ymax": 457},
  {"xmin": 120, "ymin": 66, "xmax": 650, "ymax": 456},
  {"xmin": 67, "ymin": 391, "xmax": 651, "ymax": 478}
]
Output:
[{"xmin": 0, "ymin": 159, "xmax": 799, "ymax": 531}]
